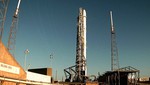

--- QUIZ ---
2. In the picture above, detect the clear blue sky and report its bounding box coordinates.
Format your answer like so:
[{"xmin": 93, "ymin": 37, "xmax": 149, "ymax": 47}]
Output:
[{"xmin": 2, "ymin": 0, "xmax": 150, "ymax": 80}]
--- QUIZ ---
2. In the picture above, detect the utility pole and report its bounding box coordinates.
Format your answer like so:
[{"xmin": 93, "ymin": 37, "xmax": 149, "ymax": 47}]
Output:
[
  {"xmin": 55, "ymin": 70, "xmax": 57, "ymax": 81},
  {"xmin": 24, "ymin": 49, "xmax": 29, "ymax": 71},
  {"xmin": 0, "ymin": 0, "xmax": 9, "ymax": 40},
  {"xmin": 50, "ymin": 53, "xmax": 53, "ymax": 67},
  {"xmin": 110, "ymin": 11, "xmax": 119, "ymax": 71}
]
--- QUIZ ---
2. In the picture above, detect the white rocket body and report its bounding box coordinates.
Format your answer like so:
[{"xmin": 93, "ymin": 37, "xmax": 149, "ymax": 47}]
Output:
[
  {"xmin": 82, "ymin": 9, "xmax": 87, "ymax": 75},
  {"xmin": 83, "ymin": 9, "xmax": 86, "ymax": 60}
]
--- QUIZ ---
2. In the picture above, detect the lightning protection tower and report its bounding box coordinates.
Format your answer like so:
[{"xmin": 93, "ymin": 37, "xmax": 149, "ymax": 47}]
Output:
[
  {"xmin": 110, "ymin": 11, "xmax": 119, "ymax": 71},
  {"xmin": 8, "ymin": 0, "xmax": 21, "ymax": 56},
  {"xmin": 0, "ymin": 0, "xmax": 9, "ymax": 40}
]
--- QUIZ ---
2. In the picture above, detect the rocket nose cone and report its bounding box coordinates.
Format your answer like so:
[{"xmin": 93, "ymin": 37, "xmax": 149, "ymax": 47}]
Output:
[{"xmin": 83, "ymin": 10, "xmax": 86, "ymax": 16}]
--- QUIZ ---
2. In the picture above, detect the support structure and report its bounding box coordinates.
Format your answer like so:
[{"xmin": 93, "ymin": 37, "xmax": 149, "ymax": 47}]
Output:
[
  {"xmin": 0, "ymin": 0, "xmax": 9, "ymax": 40},
  {"xmin": 110, "ymin": 11, "xmax": 119, "ymax": 71},
  {"xmin": 104, "ymin": 66, "xmax": 139, "ymax": 85},
  {"xmin": 7, "ymin": 0, "xmax": 21, "ymax": 56}
]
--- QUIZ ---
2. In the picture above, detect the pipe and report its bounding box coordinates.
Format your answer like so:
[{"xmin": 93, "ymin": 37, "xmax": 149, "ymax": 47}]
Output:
[{"xmin": 0, "ymin": 76, "xmax": 50, "ymax": 85}]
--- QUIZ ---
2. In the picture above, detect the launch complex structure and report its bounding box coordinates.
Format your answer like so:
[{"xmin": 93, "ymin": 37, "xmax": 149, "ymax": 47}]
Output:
[
  {"xmin": 64, "ymin": 8, "xmax": 140, "ymax": 85},
  {"xmin": 0, "ymin": 1, "xmax": 139, "ymax": 83},
  {"xmin": 64, "ymin": 8, "xmax": 88, "ymax": 82}
]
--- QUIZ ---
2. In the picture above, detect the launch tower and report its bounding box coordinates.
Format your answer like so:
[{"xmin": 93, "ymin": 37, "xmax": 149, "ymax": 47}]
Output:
[
  {"xmin": 75, "ymin": 7, "xmax": 87, "ymax": 82},
  {"xmin": 64, "ymin": 8, "xmax": 87, "ymax": 82}
]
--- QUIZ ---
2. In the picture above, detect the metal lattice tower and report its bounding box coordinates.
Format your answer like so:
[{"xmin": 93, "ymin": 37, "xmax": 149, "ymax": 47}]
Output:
[
  {"xmin": 110, "ymin": 11, "xmax": 119, "ymax": 71},
  {"xmin": 75, "ymin": 8, "xmax": 87, "ymax": 82},
  {"xmin": 8, "ymin": 0, "xmax": 21, "ymax": 56},
  {"xmin": 7, "ymin": 15, "xmax": 18, "ymax": 56},
  {"xmin": 0, "ymin": 0, "xmax": 9, "ymax": 40}
]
